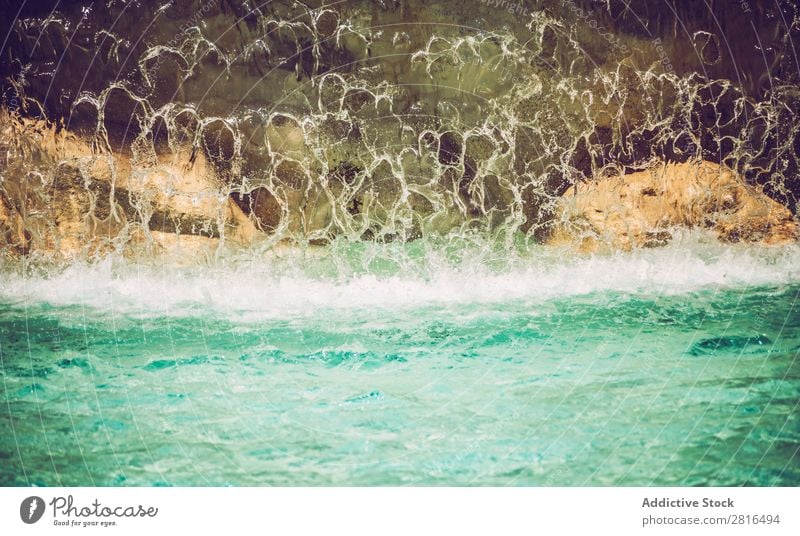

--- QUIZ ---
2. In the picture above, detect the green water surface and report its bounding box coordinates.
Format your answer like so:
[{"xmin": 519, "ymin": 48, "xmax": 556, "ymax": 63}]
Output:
[{"xmin": 1, "ymin": 280, "xmax": 798, "ymax": 486}]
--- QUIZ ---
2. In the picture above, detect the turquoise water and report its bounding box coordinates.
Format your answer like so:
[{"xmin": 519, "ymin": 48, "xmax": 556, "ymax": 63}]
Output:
[{"xmin": 1, "ymin": 238, "xmax": 799, "ymax": 485}]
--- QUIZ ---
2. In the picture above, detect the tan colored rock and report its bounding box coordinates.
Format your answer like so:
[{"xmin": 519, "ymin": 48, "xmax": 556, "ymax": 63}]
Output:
[
  {"xmin": 550, "ymin": 160, "xmax": 799, "ymax": 251},
  {"xmin": 0, "ymin": 111, "xmax": 262, "ymax": 259},
  {"xmin": 124, "ymin": 229, "xmax": 222, "ymax": 266},
  {"xmin": 0, "ymin": 192, "xmax": 27, "ymax": 254},
  {"xmin": 121, "ymin": 149, "xmax": 260, "ymax": 246}
]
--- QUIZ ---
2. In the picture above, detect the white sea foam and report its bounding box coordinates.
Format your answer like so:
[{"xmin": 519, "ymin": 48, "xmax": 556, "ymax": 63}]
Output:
[{"xmin": 1, "ymin": 232, "xmax": 799, "ymax": 318}]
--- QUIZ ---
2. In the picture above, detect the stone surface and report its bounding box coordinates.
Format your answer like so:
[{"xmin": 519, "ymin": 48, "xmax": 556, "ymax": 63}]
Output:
[
  {"xmin": 550, "ymin": 160, "xmax": 799, "ymax": 251},
  {"xmin": 124, "ymin": 229, "xmax": 222, "ymax": 266},
  {"xmin": 0, "ymin": 112, "xmax": 261, "ymax": 259}
]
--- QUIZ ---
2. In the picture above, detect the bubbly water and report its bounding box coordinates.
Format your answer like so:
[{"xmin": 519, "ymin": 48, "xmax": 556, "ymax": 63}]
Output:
[
  {"xmin": 1, "ymin": 1, "xmax": 800, "ymax": 487},
  {"xmin": 1, "ymin": 234, "xmax": 798, "ymax": 485}
]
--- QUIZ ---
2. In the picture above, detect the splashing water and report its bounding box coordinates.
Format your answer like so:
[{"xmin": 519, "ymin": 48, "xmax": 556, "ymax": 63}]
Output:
[
  {"xmin": 1, "ymin": 1, "xmax": 799, "ymax": 486},
  {"xmin": 1, "ymin": 235, "xmax": 799, "ymax": 485},
  {"xmin": 1, "ymin": 0, "xmax": 799, "ymax": 253}
]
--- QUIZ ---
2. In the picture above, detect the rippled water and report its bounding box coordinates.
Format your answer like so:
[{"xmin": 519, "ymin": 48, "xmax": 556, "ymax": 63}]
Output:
[{"xmin": 1, "ymin": 236, "xmax": 798, "ymax": 486}]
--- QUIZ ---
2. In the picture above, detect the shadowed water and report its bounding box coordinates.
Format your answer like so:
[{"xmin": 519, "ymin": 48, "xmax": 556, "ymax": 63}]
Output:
[{"xmin": 1, "ymin": 240, "xmax": 798, "ymax": 486}]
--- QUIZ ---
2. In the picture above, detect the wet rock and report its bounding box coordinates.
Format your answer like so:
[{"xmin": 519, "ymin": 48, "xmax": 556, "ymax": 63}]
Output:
[
  {"xmin": 231, "ymin": 187, "xmax": 283, "ymax": 234},
  {"xmin": 124, "ymin": 230, "xmax": 221, "ymax": 266},
  {"xmin": 0, "ymin": 112, "xmax": 260, "ymax": 259},
  {"xmin": 550, "ymin": 160, "xmax": 799, "ymax": 251},
  {"xmin": 0, "ymin": 190, "xmax": 27, "ymax": 255}
]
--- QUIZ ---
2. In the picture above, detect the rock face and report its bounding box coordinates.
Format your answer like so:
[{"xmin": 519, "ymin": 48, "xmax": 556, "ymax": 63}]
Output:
[
  {"xmin": 3, "ymin": 109, "xmax": 798, "ymax": 263},
  {"xmin": 0, "ymin": 113, "xmax": 261, "ymax": 260},
  {"xmin": 549, "ymin": 160, "xmax": 799, "ymax": 251}
]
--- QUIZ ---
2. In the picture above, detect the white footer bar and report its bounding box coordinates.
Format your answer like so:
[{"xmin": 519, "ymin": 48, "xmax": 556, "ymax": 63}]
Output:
[{"xmin": 2, "ymin": 487, "xmax": 797, "ymax": 535}]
